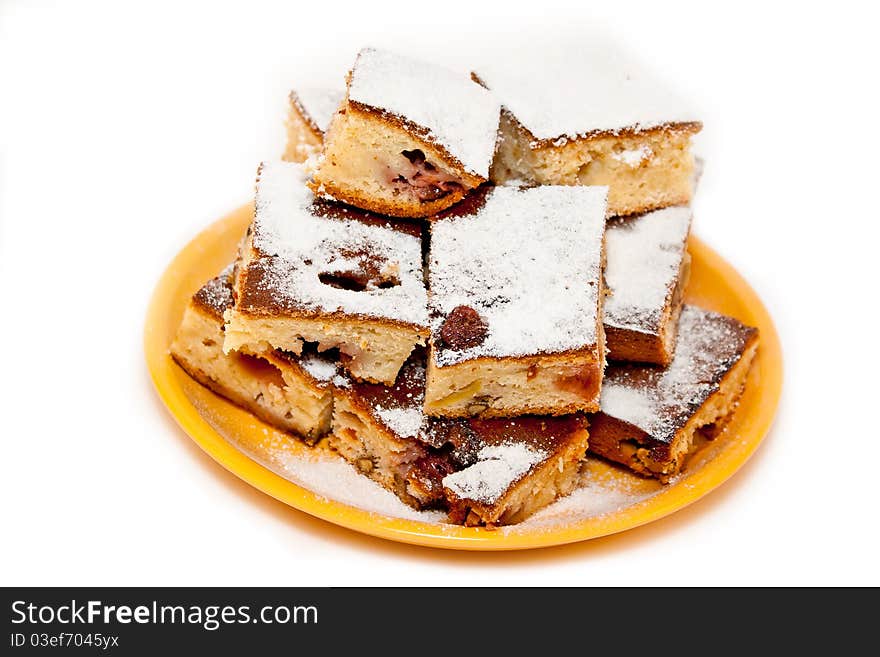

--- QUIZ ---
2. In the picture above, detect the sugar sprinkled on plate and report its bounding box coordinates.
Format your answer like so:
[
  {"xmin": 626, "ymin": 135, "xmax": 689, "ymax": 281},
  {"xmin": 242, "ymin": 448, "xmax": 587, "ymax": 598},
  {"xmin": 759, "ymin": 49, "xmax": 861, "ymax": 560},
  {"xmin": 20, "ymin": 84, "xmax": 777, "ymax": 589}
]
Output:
[
  {"xmin": 508, "ymin": 476, "xmax": 656, "ymax": 532},
  {"xmin": 277, "ymin": 451, "xmax": 446, "ymax": 523}
]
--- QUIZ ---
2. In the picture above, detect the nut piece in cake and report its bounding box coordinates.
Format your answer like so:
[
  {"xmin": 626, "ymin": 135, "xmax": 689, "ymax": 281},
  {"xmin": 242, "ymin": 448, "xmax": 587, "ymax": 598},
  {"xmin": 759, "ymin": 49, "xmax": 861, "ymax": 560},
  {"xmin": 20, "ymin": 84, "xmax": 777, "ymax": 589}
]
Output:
[
  {"xmin": 310, "ymin": 48, "xmax": 501, "ymax": 218},
  {"xmin": 604, "ymin": 206, "xmax": 692, "ymax": 365},
  {"xmin": 473, "ymin": 42, "xmax": 702, "ymax": 217},
  {"xmin": 589, "ymin": 306, "xmax": 759, "ymax": 480},
  {"xmin": 436, "ymin": 415, "xmax": 590, "ymax": 527},
  {"xmin": 283, "ymin": 87, "xmax": 344, "ymax": 163},
  {"xmin": 170, "ymin": 269, "xmax": 339, "ymax": 443},
  {"xmin": 223, "ymin": 161, "xmax": 429, "ymax": 385},
  {"xmin": 424, "ymin": 185, "xmax": 607, "ymax": 418}
]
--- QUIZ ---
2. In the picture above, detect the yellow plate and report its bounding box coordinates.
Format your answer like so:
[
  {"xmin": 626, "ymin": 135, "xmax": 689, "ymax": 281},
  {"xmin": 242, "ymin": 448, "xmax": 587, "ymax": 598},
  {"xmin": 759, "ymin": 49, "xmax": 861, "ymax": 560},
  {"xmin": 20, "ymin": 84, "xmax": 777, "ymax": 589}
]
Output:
[{"xmin": 144, "ymin": 204, "xmax": 783, "ymax": 550}]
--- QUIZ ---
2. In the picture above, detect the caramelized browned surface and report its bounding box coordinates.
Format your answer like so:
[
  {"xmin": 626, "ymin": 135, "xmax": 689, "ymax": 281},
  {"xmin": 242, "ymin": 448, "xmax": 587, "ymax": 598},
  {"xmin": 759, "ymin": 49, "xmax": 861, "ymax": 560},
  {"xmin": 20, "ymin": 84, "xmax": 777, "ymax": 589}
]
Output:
[{"xmin": 192, "ymin": 272, "xmax": 234, "ymax": 319}]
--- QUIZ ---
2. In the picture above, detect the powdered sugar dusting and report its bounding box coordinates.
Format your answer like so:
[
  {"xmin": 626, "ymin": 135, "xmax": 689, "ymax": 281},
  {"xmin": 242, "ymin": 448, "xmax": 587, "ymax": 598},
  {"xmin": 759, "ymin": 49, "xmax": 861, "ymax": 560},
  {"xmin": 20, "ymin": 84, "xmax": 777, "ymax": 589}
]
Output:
[
  {"xmin": 512, "ymin": 481, "xmax": 651, "ymax": 531},
  {"xmin": 194, "ymin": 265, "xmax": 235, "ymax": 314},
  {"xmin": 429, "ymin": 185, "xmax": 606, "ymax": 366},
  {"xmin": 298, "ymin": 352, "xmax": 340, "ymax": 382},
  {"xmin": 599, "ymin": 385, "xmax": 657, "ymax": 431},
  {"xmin": 612, "ymin": 145, "xmax": 652, "ymax": 167},
  {"xmin": 605, "ymin": 206, "xmax": 691, "ymax": 334},
  {"xmin": 442, "ymin": 442, "xmax": 548, "ymax": 505},
  {"xmin": 348, "ymin": 48, "xmax": 500, "ymax": 177},
  {"xmin": 250, "ymin": 161, "xmax": 428, "ymax": 327},
  {"xmin": 375, "ymin": 406, "xmax": 423, "ymax": 439},
  {"xmin": 293, "ymin": 87, "xmax": 343, "ymax": 134},
  {"xmin": 600, "ymin": 306, "xmax": 755, "ymax": 442},
  {"xmin": 475, "ymin": 41, "xmax": 697, "ymax": 141}
]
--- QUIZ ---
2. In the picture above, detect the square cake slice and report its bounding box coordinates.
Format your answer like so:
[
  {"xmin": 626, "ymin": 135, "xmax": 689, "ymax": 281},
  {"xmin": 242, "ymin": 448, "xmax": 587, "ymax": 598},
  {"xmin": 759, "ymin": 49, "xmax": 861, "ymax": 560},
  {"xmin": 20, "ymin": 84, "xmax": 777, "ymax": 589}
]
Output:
[
  {"xmin": 589, "ymin": 306, "xmax": 759, "ymax": 480},
  {"xmin": 605, "ymin": 206, "xmax": 692, "ymax": 365},
  {"xmin": 434, "ymin": 415, "xmax": 589, "ymax": 527},
  {"xmin": 473, "ymin": 42, "xmax": 701, "ymax": 216},
  {"xmin": 223, "ymin": 161, "xmax": 429, "ymax": 385},
  {"xmin": 329, "ymin": 351, "xmax": 589, "ymax": 524},
  {"xmin": 170, "ymin": 269, "xmax": 337, "ymax": 443},
  {"xmin": 424, "ymin": 185, "xmax": 607, "ymax": 418},
  {"xmin": 311, "ymin": 48, "xmax": 501, "ymax": 218},
  {"xmin": 283, "ymin": 87, "xmax": 344, "ymax": 163}
]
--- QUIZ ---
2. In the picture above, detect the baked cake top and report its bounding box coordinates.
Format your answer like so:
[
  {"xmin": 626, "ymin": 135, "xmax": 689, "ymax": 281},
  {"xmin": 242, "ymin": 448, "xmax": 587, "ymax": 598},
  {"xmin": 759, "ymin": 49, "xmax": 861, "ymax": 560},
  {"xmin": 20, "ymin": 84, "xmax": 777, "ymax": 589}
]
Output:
[
  {"xmin": 473, "ymin": 43, "xmax": 698, "ymax": 143},
  {"xmin": 291, "ymin": 87, "xmax": 343, "ymax": 134},
  {"xmin": 347, "ymin": 48, "xmax": 501, "ymax": 178},
  {"xmin": 341, "ymin": 356, "xmax": 427, "ymax": 440},
  {"xmin": 427, "ymin": 185, "xmax": 607, "ymax": 367},
  {"xmin": 192, "ymin": 266, "xmax": 234, "ymax": 319},
  {"xmin": 605, "ymin": 206, "xmax": 692, "ymax": 335},
  {"xmin": 600, "ymin": 306, "xmax": 758, "ymax": 444},
  {"xmin": 239, "ymin": 161, "xmax": 429, "ymax": 328},
  {"xmin": 439, "ymin": 415, "xmax": 588, "ymax": 505}
]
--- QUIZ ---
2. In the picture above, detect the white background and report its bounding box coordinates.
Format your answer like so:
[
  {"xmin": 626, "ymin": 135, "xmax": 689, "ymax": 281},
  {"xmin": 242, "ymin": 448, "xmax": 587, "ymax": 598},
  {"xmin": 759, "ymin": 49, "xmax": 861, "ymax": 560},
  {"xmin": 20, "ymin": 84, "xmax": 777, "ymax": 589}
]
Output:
[{"xmin": 1, "ymin": 0, "xmax": 877, "ymax": 586}]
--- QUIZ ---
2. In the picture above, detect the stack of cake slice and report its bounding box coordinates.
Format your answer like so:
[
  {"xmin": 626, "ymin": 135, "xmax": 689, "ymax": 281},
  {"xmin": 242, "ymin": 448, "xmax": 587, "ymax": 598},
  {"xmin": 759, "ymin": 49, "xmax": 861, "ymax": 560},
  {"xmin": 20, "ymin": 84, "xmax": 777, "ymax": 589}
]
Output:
[{"xmin": 171, "ymin": 45, "xmax": 759, "ymax": 527}]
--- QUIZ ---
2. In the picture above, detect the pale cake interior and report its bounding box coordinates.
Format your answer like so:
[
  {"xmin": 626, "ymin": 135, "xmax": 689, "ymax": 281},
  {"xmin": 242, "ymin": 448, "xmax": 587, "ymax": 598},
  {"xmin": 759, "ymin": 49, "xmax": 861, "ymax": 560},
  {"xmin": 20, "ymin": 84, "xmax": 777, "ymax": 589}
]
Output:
[
  {"xmin": 492, "ymin": 112, "xmax": 698, "ymax": 217},
  {"xmin": 282, "ymin": 102, "xmax": 323, "ymax": 164},
  {"xmin": 312, "ymin": 106, "xmax": 481, "ymax": 218},
  {"xmin": 424, "ymin": 351, "xmax": 602, "ymax": 418},
  {"xmin": 223, "ymin": 312, "xmax": 425, "ymax": 386},
  {"xmin": 171, "ymin": 303, "xmax": 333, "ymax": 443}
]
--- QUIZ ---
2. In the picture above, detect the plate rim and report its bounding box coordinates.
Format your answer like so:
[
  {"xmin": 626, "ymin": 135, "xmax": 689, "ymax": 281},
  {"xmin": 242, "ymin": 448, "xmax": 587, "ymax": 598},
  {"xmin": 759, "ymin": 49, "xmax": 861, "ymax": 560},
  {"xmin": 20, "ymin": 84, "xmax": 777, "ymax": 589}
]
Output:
[{"xmin": 144, "ymin": 204, "xmax": 783, "ymax": 551}]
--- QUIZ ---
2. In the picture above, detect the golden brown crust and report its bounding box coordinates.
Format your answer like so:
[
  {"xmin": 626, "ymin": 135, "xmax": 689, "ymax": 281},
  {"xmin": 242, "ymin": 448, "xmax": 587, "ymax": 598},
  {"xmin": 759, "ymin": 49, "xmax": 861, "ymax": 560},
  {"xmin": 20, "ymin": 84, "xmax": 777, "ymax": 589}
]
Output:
[
  {"xmin": 500, "ymin": 106, "xmax": 702, "ymax": 150},
  {"xmin": 428, "ymin": 345, "xmax": 602, "ymax": 369},
  {"xmin": 604, "ymin": 325, "xmax": 667, "ymax": 365},
  {"xmin": 282, "ymin": 94, "xmax": 326, "ymax": 163},
  {"xmin": 289, "ymin": 90, "xmax": 325, "ymax": 139},
  {"xmin": 309, "ymin": 176, "xmax": 470, "ymax": 219},
  {"xmin": 431, "ymin": 400, "xmax": 597, "ymax": 419},
  {"xmin": 611, "ymin": 192, "xmax": 693, "ymax": 220}
]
